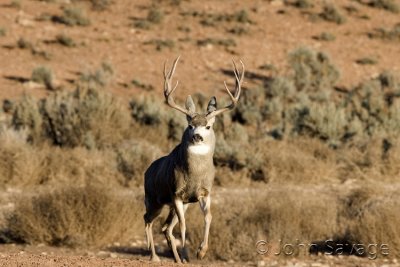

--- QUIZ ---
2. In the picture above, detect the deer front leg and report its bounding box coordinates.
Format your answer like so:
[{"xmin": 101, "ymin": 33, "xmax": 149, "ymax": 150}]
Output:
[
  {"xmin": 174, "ymin": 198, "xmax": 189, "ymax": 262},
  {"xmin": 197, "ymin": 195, "xmax": 212, "ymax": 259}
]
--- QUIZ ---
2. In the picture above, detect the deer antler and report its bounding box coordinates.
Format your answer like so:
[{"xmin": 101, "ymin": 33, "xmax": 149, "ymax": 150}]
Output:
[
  {"xmin": 164, "ymin": 56, "xmax": 193, "ymax": 117},
  {"xmin": 206, "ymin": 60, "xmax": 244, "ymax": 119}
]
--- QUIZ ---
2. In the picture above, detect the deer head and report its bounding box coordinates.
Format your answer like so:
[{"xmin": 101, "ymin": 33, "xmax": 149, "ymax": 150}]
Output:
[{"xmin": 163, "ymin": 56, "xmax": 244, "ymax": 149}]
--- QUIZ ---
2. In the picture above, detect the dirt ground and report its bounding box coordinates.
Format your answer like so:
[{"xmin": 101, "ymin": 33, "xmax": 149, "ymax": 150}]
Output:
[
  {"xmin": 0, "ymin": 0, "xmax": 399, "ymax": 102},
  {"xmin": 0, "ymin": 244, "xmax": 399, "ymax": 267},
  {"xmin": 0, "ymin": 246, "xmax": 399, "ymax": 267}
]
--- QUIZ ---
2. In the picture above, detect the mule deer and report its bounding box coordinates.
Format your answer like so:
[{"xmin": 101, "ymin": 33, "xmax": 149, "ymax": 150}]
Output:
[{"xmin": 144, "ymin": 57, "xmax": 244, "ymax": 263}]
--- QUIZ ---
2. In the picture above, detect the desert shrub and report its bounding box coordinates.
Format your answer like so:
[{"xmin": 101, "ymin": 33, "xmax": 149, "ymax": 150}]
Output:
[
  {"xmin": 90, "ymin": 0, "xmax": 112, "ymax": 11},
  {"xmin": 129, "ymin": 95, "xmax": 186, "ymax": 142},
  {"xmin": 289, "ymin": 47, "xmax": 340, "ymax": 92},
  {"xmin": 368, "ymin": 24, "xmax": 400, "ymax": 41},
  {"xmin": 313, "ymin": 32, "xmax": 336, "ymax": 41},
  {"xmin": 147, "ymin": 7, "xmax": 164, "ymax": 24},
  {"xmin": 214, "ymin": 132, "xmax": 247, "ymax": 171},
  {"xmin": 55, "ymin": 7, "xmax": 90, "ymax": 26},
  {"xmin": 133, "ymin": 7, "xmax": 164, "ymax": 30},
  {"xmin": 17, "ymin": 38, "xmax": 33, "ymax": 49},
  {"xmin": 55, "ymin": 34, "xmax": 75, "ymax": 47},
  {"xmin": 39, "ymin": 87, "xmax": 130, "ymax": 148},
  {"xmin": 362, "ymin": 0, "xmax": 400, "ymax": 13},
  {"xmin": 355, "ymin": 57, "xmax": 377, "ymax": 65},
  {"xmin": 233, "ymin": 87, "xmax": 265, "ymax": 125},
  {"xmin": 5, "ymin": 186, "xmax": 143, "ymax": 246},
  {"xmin": 116, "ymin": 140, "xmax": 163, "ymax": 187},
  {"xmin": 31, "ymin": 66, "xmax": 54, "ymax": 90},
  {"xmin": 320, "ymin": 3, "xmax": 347, "ymax": 24},
  {"xmin": 0, "ymin": 128, "xmax": 44, "ymax": 187},
  {"xmin": 290, "ymin": 0, "xmax": 314, "ymax": 8},
  {"xmin": 198, "ymin": 9, "xmax": 252, "ymax": 27},
  {"xmin": 10, "ymin": 0, "xmax": 21, "ymax": 9},
  {"xmin": 251, "ymin": 138, "xmax": 339, "ymax": 184},
  {"xmin": 187, "ymin": 186, "xmax": 340, "ymax": 261},
  {"xmin": 131, "ymin": 79, "xmax": 154, "ymax": 91},
  {"xmin": 339, "ymin": 185, "xmax": 400, "ymax": 258},
  {"xmin": 143, "ymin": 39, "xmax": 175, "ymax": 51},
  {"xmin": 39, "ymin": 147, "xmax": 125, "ymax": 187},
  {"xmin": 80, "ymin": 62, "xmax": 114, "ymax": 88},
  {"xmin": 130, "ymin": 95, "xmax": 163, "ymax": 126},
  {"xmin": 291, "ymin": 102, "xmax": 354, "ymax": 147},
  {"xmin": 12, "ymin": 95, "xmax": 43, "ymax": 143}
]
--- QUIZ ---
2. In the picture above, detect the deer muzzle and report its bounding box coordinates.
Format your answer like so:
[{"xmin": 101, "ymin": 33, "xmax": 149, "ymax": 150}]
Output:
[{"xmin": 192, "ymin": 134, "xmax": 203, "ymax": 143}]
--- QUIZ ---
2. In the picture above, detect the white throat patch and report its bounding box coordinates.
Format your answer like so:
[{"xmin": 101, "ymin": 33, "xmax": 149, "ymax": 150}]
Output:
[{"xmin": 188, "ymin": 143, "xmax": 211, "ymax": 155}]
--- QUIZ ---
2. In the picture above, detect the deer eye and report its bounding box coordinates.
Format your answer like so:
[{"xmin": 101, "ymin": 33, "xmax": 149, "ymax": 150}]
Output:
[{"xmin": 206, "ymin": 126, "xmax": 211, "ymax": 130}]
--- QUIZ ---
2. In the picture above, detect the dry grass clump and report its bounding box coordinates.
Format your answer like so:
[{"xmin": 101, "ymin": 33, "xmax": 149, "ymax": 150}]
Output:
[
  {"xmin": 0, "ymin": 128, "xmax": 127, "ymax": 188},
  {"xmin": 251, "ymin": 138, "xmax": 339, "ymax": 184},
  {"xmin": 187, "ymin": 186, "xmax": 340, "ymax": 261},
  {"xmin": 0, "ymin": 129, "xmax": 43, "ymax": 187},
  {"xmin": 347, "ymin": 189, "xmax": 400, "ymax": 258},
  {"xmin": 4, "ymin": 186, "xmax": 143, "ymax": 247}
]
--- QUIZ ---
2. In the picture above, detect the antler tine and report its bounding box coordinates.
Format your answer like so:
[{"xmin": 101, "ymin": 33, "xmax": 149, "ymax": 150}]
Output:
[
  {"xmin": 207, "ymin": 59, "xmax": 245, "ymax": 119},
  {"xmin": 163, "ymin": 56, "xmax": 192, "ymax": 117}
]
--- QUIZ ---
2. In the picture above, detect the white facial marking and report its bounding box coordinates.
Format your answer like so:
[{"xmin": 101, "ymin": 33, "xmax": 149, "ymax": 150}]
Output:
[
  {"xmin": 188, "ymin": 143, "xmax": 211, "ymax": 155},
  {"xmin": 194, "ymin": 126, "xmax": 210, "ymax": 137}
]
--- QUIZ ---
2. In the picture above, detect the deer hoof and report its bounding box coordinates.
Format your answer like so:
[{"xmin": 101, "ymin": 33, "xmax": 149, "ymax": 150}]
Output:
[
  {"xmin": 196, "ymin": 245, "xmax": 208, "ymax": 260},
  {"xmin": 150, "ymin": 255, "xmax": 160, "ymax": 262}
]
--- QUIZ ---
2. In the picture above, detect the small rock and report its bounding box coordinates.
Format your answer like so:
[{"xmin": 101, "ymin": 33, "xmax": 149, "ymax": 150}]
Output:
[
  {"xmin": 257, "ymin": 260, "xmax": 266, "ymax": 267},
  {"xmin": 110, "ymin": 253, "xmax": 117, "ymax": 259}
]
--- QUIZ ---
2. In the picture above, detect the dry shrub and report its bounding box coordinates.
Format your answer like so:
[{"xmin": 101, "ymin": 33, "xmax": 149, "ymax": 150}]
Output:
[
  {"xmin": 349, "ymin": 192, "xmax": 400, "ymax": 258},
  {"xmin": 12, "ymin": 95, "xmax": 42, "ymax": 143},
  {"xmin": 5, "ymin": 186, "xmax": 143, "ymax": 247},
  {"xmin": 338, "ymin": 185, "xmax": 400, "ymax": 258},
  {"xmin": 186, "ymin": 186, "xmax": 340, "ymax": 261},
  {"xmin": 39, "ymin": 146, "xmax": 124, "ymax": 187},
  {"xmin": 0, "ymin": 129, "xmax": 43, "ymax": 187},
  {"xmin": 116, "ymin": 140, "xmax": 163, "ymax": 187},
  {"xmin": 0, "ymin": 128, "xmax": 126, "ymax": 188},
  {"xmin": 252, "ymin": 138, "xmax": 339, "ymax": 184},
  {"xmin": 40, "ymin": 87, "xmax": 130, "ymax": 148}
]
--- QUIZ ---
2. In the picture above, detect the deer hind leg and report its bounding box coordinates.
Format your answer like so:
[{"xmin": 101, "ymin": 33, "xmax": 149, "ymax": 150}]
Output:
[
  {"xmin": 162, "ymin": 204, "xmax": 189, "ymax": 263},
  {"xmin": 144, "ymin": 203, "xmax": 163, "ymax": 262},
  {"xmin": 197, "ymin": 195, "xmax": 212, "ymax": 260}
]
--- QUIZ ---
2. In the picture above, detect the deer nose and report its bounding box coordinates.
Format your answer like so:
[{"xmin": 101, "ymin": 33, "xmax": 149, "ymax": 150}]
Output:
[{"xmin": 193, "ymin": 134, "xmax": 203, "ymax": 142}]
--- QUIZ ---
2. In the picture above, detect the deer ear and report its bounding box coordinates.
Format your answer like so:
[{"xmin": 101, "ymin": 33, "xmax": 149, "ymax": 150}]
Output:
[
  {"xmin": 207, "ymin": 96, "xmax": 217, "ymax": 113},
  {"xmin": 185, "ymin": 95, "xmax": 196, "ymax": 114}
]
